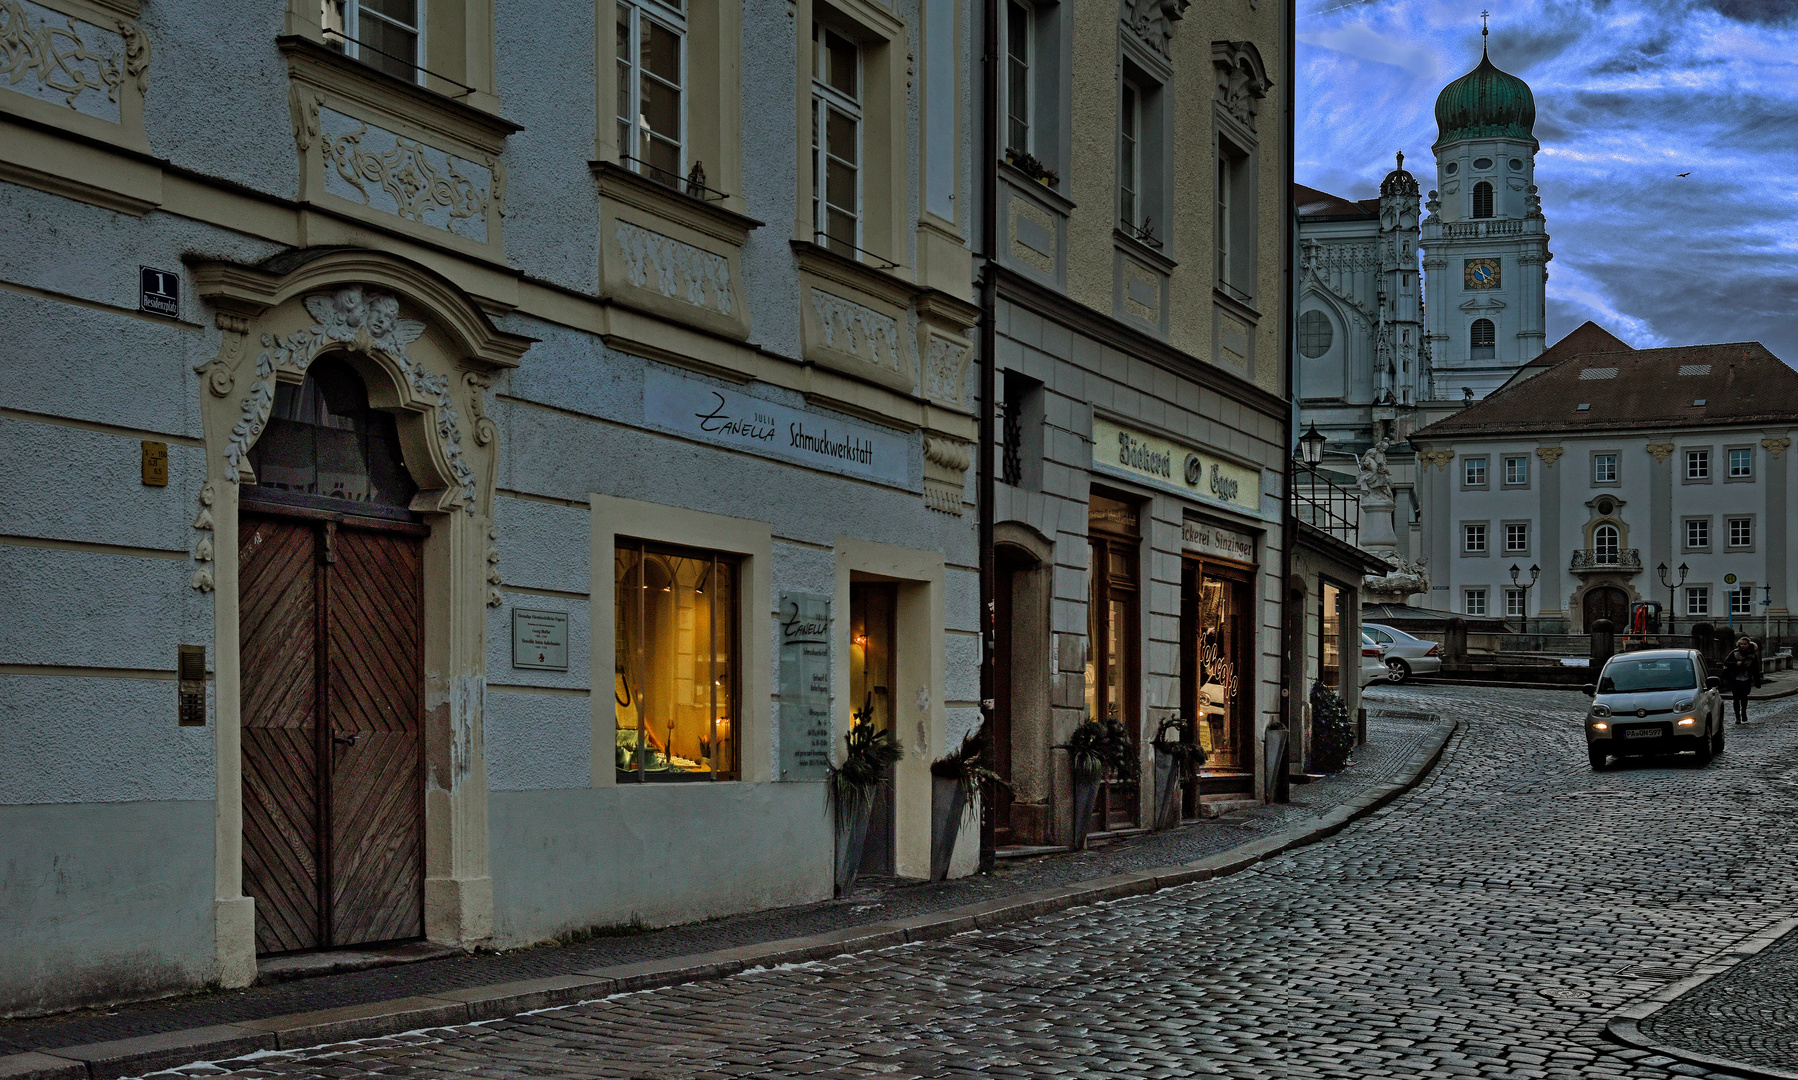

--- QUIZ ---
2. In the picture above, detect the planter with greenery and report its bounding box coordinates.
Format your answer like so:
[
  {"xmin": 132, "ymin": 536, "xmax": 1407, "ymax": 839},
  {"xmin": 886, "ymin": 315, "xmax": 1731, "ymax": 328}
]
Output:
[
  {"xmin": 827, "ymin": 695, "xmax": 903, "ymax": 896},
  {"xmin": 1308, "ymin": 681, "xmax": 1354, "ymax": 774},
  {"xmin": 1058, "ymin": 717, "xmax": 1136, "ymax": 850},
  {"xmin": 927, "ymin": 731, "xmax": 1011, "ymax": 880},
  {"xmin": 1149, "ymin": 716, "xmax": 1206, "ymax": 830}
]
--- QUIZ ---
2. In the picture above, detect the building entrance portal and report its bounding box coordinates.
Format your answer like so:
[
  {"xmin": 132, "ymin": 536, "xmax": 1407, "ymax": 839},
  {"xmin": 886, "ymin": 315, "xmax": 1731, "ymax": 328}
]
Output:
[
  {"xmin": 239, "ymin": 358, "xmax": 426, "ymax": 954},
  {"xmin": 1583, "ymin": 585, "xmax": 1630, "ymax": 631}
]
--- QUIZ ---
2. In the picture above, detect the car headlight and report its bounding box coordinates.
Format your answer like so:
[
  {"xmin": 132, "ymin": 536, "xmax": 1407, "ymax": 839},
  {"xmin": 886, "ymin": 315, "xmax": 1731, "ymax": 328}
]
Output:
[
  {"xmin": 1674, "ymin": 699, "xmax": 1693, "ymax": 712},
  {"xmin": 1591, "ymin": 704, "xmax": 1611, "ymax": 718},
  {"xmin": 1677, "ymin": 717, "xmax": 1696, "ymax": 727},
  {"xmin": 1591, "ymin": 722, "xmax": 1608, "ymax": 731}
]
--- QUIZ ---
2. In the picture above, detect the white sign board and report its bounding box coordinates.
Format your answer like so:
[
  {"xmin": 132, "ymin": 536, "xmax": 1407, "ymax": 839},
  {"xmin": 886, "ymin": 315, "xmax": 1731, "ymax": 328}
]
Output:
[
  {"xmin": 512, "ymin": 609, "xmax": 569, "ymax": 671},
  {"xmin": 1090, "ymin": 416, "xmax": 1264, "ymax": 518},
  {"xmin": 644, "ymin": 365, "xmax": 914, "ymax": 490},
  {"xmin": 1182, "ymin": 518, "xmax": 1258, "ymax": 564}
]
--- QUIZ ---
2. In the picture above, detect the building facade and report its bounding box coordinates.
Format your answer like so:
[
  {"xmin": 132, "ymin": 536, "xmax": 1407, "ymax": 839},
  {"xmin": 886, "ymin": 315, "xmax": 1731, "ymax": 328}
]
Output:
[
  {"xmin": 2, "ymin": 0, "xmax": 986, "ymax": 1015},
  {"xmin": 1410, "ymin": 343, "xmax": 1797, "ymax": 632},
  {"xmin": 983, "ymin": 0, "xmax": 1294, "ymax": 842}
]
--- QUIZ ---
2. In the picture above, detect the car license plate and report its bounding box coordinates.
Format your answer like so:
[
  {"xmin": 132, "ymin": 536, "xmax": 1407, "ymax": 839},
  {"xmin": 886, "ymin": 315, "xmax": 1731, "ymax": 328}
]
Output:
[{"xmin": 1624, "ymin": 729, "xmax": 1661, "ymax": 739}]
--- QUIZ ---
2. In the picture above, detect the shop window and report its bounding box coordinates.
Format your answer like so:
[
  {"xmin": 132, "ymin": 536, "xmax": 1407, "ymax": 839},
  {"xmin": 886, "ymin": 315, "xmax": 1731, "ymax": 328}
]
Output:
[
  {"xmin": 615, "ymin": 540, "xmax": 739, "ymax": 781},
  {"xmin": 1470, "ymin": 319, "xmax": 1495, "ymax": 360},
  {"xmin": 1086, "ymin": 491, "xmax": 1140, "ymax": 830},
  {"xmin": 616, "ymin": 0, "xmax": 687, "ymax": 186},
  {"xmin": 323, "ymin": 0, "xmax": 424, "ymax": 84},
  {"xmin": 1319, "ymin": 580, "xmax": 1345, "ymax": 689},
  {"xmin": 812, "ymin": 22, "xmax": 863, "ymax": 257},
  {"xmin": 1184, "ymin": 559, "xmax": 1251, "ymax": 780},
  {"xmin": 849, "ymin": 581, "xmax": 897, "ymax": 875},
  {"xmin": 247, "ymin": 356, "xmax": 418, "ymax": 517}
]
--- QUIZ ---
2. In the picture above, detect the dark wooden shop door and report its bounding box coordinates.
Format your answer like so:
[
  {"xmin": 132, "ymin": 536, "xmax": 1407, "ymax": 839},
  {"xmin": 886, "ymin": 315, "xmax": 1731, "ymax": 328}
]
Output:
[
  {"xmin": 240, "ymin": 512, "xmax": 425, "ymax": 954},
  {"xmin": 1583, "ymin": 586, "xmax": 1629, "ymax": 631}
]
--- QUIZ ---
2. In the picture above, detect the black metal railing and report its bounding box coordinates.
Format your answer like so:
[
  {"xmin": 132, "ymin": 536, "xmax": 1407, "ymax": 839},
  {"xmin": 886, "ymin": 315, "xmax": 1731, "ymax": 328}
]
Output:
[
  {"xmin": 615, "ymin": 155, "xmax": 732, "ymax": 203},
  {"xmin": 1292, "ymin": 471, "xmax": 1359, "ymax": 546},
  {"xmin": 1570, "ymin": 547, "xmax": 1644, "ymax": 573}
]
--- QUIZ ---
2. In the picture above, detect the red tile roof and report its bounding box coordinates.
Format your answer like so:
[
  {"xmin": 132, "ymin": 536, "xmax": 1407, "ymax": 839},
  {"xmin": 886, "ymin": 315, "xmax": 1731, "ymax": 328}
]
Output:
[
  {"xmin": 1413, "ymin": 341, "xmax": 1798, "ymax": 440},
  {"xmin": 1295, "ymin": 184, "xmax": 1378, "ymax": 220},
  {"xmin": 1525, "ymin": 320, "xmax": 1634, "ymax": 368}
]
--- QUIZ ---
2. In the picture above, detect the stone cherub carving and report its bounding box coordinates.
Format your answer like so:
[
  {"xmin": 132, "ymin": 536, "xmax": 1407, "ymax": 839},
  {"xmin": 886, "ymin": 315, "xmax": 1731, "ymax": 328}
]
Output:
[
  {"xmin": 1357, "ymin": 438, "xmax": 1395, "ymax": 501},
  {"xmin": 304, "ymin": 286, "xmax": 426, "ymax": 359},
  {"xmin": 1128, "ymin": 0, "xmax": 1192, "ymax": 55}
]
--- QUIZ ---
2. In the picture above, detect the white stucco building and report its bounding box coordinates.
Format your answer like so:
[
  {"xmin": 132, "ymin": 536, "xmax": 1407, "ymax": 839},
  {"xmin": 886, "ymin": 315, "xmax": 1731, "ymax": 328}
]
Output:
[{"xmin": 1410, "ymin": 342, "xmax": 1797, "ymax": 632}]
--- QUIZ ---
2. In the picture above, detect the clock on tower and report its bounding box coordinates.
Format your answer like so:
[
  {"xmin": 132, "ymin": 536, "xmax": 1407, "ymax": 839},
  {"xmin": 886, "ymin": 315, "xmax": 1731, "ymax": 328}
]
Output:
[{"xmin": 1463, "ymin": 258, "xmax": 1501, "ymax": 289}]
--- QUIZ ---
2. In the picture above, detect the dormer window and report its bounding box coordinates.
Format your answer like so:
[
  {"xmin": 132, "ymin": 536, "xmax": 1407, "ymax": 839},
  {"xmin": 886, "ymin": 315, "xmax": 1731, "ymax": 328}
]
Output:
[{"xmin": 1472, "ymin": 181, "xmax": 1493, "ymax": 218}]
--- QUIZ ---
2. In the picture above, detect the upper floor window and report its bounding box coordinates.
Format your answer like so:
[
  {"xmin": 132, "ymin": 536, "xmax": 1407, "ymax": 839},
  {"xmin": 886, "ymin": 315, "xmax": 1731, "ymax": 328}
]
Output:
[
  {"xmin": 1470, "ymin": 318, "xmax": 1496, "ymax": 360},
  {"xmin": 1464, "ymin": 456, "xmax": 1488, "ymax": 487},
  {"xmin": 323, "ymin": 0, "xmax": 424, "ymax": 84},
  {"xmin": 1216, "ymin": 135, "xmax": 1251, "ymax": 286},
  {"xmin": 1005, "ymin": 1, "xmax": 1033, "ymax": 155},
  {"xmin": 1120, "ymin": 79, "xmax": 1142, "ymax": 233},
  {"xmin": 1593, "ymin": 453, "xmax": 1618, "ymax": 484},
  {"xmin": 812, "ymin": 23, "xmax": 862, "ymax": 257},
  {"xmin": 1685, "ymin": 517, "xmax": 1711, "ymax": 550},
  {"xmin": 1686, "ymin": 449, "xmax": 1710, "ymax": 480},
  {"xmin": 617, "ymin": 0, "xmax": 687, "ymax": 185},
  {"xmin": 1504, "ymin": 523, "xmax": 1529, "ymax": 552},
  {"xmin": 1472, "ymin": 181, "xmax": 1494, "ymax": 219},
  {"xmin": 1729, "ymin": 517, "xmax": 1753, "ymax": 548},
  {"xmin": 1463, "ymin": 522, "xmax": 1487, "ymax": 554},
  {"xmin": 1593, "ymin": 523, "xmax": 1620, "ymax": 563},
  {"xmin": 1685, "ymin": 586, "xmax": 1710, "ymax": 617},
  {"xmin": 1729, "ymin": 447, "xmax": 1754, "ymax": 478},
  {"xmin": 1730, "ymin": 587, "xmax": 1754, "ymax": 616},
  {"xmin": 1297, "ymin": 311, "xmax": 1333, "ymax": 358},
  {"xmin": 1503, "ymin": 455, "xmax": 1528, "ymax": 486}
]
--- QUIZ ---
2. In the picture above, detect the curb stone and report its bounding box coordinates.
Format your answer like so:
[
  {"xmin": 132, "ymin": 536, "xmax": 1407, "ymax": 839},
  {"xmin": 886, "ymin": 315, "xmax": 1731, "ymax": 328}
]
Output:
[
  {"xmin": 1603, "ymin": 914, "xmax": 1798, "ymax": 1080},
  {"xmin": 1, "ymin": 716, "xmax": 1457, "ymax": 1080}
]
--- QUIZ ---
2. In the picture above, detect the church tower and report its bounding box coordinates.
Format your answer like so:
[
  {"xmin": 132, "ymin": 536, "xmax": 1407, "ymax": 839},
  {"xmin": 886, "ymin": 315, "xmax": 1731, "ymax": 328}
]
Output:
[{"xmin": 1421, "ymin": 26, "xmax": 1551, "ymax": 399}]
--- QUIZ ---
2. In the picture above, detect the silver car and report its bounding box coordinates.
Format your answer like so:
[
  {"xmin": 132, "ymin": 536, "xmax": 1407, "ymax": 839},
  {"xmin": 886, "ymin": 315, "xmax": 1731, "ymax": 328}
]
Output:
[
  {"xmin": 1363, "ymin": 623, "xmax": 1443, "ymax": 683},
  {"xmin": 1582, "ymin": 649, "xmax": 1724, "ymax": 770}
]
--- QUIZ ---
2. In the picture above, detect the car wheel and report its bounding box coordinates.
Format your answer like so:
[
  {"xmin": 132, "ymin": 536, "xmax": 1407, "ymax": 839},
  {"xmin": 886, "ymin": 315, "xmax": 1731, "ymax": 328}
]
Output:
[
  {"xmin": 1386, "ymin": 658, "xmax": 1411, "ymax": 683},
  {"xmin": 1712, "ymin": 726, "xmax": 1725, "ymax": 757},
  {"xmin": 1693, "ymin": 736, "xmax": 1714, "ymax": 765},
  {"xmin": 1588, "ymin": 747, "xmax": 1607, "ymax": 771}
]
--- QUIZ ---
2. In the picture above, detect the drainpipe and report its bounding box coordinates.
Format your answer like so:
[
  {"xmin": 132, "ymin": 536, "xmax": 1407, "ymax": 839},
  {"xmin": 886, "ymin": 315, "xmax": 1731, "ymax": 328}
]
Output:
[
  {"xmin": 1276, "ymin": 0, "xmax": 1298, "ymax": 795},
  {"xmin": 976, "ymin": 0, "xmax": 1000, "ymax": 873}
]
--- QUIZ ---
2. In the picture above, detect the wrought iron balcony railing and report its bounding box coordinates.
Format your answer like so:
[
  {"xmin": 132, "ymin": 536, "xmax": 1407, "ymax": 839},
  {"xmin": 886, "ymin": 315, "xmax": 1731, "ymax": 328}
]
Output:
[
  {"xmin": 1570, "ymin": 547, "xmax": 1643, "ymax": 574},
  {"xmin": 1292, "ymin": 471, "xmax": 1360, "ymax": 547}
]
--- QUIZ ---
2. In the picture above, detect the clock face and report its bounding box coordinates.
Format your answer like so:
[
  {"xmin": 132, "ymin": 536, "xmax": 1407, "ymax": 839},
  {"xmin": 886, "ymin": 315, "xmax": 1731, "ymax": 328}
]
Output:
[{"xmin": 1464, "ymin": 258, "xmax": 1501, "ymax": 290}]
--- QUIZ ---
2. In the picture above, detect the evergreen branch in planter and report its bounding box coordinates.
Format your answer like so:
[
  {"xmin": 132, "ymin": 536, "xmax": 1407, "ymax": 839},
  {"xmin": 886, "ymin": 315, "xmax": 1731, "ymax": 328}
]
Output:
[
  {"xmin": 826, "ymin": 694, "xmax": 904, "ymax": 820},
  {"xmin": 930, "ymin": 731, "xmax": 1013, "ymax": 819},
  {"xmin": 1058, "ymin": 718, "xmax": 1137, "ymax": 784},
  {"xmin": 1150, "ymin": 715, "xmax": 1207, "ymax": 770}
]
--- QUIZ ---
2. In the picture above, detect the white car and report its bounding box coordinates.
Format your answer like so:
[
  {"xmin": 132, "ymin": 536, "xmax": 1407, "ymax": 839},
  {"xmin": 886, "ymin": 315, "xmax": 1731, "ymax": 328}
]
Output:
[
  {"xmin": 1358, "ymin": 631, "xmax": 1390, "ymax": 688},
  {"xmin": 1363, "ymin": 623, "xmax": 1444, "ymax": 683}
]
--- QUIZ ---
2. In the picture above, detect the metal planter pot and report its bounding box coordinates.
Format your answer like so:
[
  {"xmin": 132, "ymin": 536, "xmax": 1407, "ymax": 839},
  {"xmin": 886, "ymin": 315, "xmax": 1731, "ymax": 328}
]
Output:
[
  {"xmin": 929, "ymin": 775, "xmax": 968, "ymax": 881},
  {"xmin": 1070, "ymin": 774, "xmax": 1100, "ymax": 851},
  {"xmin": 833, "ymin": 797, "xmax": 875, "ymax": 897},
  {"xmin": 1151, "ymin": 750, "xmax": 1182, "ymax": 831}
]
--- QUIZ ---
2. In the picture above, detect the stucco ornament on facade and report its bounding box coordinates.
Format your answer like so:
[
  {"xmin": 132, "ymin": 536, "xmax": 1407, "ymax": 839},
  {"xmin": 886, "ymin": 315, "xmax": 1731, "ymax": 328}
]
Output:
[
  {"xmin": 923, "ymin": 434, "xmax": 971, "ymax": 515},
  {"xmin": 810, "ymin": 289, "xmax": 903, "ymax": 376},
  {"xmin": 222, "ymin": 286, "xmax": 480, "ymax": 513},
  {"xmin": 1124, "ymin": 0, "xmax": 1190, "ymax": 56},
  {"xmin": 321, "ymin": 110, "xmax": 495, "ymax": 242},
  {"xmin": 1, "ymin": 0, "xmax": 149, "ymax": 119},
  {"xmin": 922, "ymin": 333, "xmax": 970, "ymax": 407},
  {"xmin": 1645, "ymin": 443, "xmax": 1674, "ymax": 463},
  {"xmin": 190, "ymin": 482, "xmax": 217, "ymax": 592},
  {"xmin": 1535, "ymin": 446, "xmax": 1564, "ymax": 467},
  {"xmin": 1763, "ymin": 436, "xmax": 1791, "ymax": 460},
  {"xmin": 1213, "ymin": 41, "xmax": 1271, "ymax": 132},
  {"xmin": 615, "ymin": 221, "xmax": 734, "ymax": 315},
  {"xmin": 1416, "ymin": 449, "xmax": 1456, "ymax": 470}
]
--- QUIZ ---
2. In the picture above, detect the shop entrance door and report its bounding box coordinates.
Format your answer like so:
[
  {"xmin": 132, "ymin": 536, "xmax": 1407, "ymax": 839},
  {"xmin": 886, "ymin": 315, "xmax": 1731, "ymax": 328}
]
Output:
[
  {"xmin": 849, "ymin": 581, "xmax": 898, "ymax": 877},
  {"xmin": 1182, "ymin": 558, "xmax": 1254, "ymax": 798},
  {"xmin": 1086, "ymin": 492, "xmax": 1140, "ymax": 832},
  {"xmin": 238, "ymin": 358, "xmax": 426, "ymax": 955}
]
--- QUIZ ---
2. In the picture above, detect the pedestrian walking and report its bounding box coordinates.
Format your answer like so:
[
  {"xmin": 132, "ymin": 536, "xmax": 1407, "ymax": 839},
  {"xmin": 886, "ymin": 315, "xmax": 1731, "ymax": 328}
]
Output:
[{"xmin": 1721, "ymin": 637, "xmax": 1757, "ymax": 724}]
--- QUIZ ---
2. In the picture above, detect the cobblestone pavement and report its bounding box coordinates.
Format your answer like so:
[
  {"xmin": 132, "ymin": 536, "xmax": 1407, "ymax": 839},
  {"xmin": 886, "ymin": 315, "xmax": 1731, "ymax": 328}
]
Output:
[
  {"xmin": 0, "ymin": 716, "xmax": 1444, "ymax": 1055},
  {"xmin": 110, "ymin": 686, "xmax": 1798, "ymax": 1079}
]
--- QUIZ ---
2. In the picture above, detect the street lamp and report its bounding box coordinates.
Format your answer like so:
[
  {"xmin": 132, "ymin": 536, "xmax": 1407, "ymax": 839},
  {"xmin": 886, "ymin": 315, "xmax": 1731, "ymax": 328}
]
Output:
[
  {"xmin": 1657, "ymin": 562, "xmax": 1690, "ymax": 636},
  {"xmin": 1299, "ymin": 423, "xmax": 1327, "ymax": 469},
  {"xmin": 1509, "ymin": 562, "xmax": 1541, "ymax": 634}
]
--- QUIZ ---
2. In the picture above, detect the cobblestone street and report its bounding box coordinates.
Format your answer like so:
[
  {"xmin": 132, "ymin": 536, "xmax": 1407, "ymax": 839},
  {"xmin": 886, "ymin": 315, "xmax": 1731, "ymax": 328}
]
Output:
[{"xmin": 133, "ymin": 686, "xmax": 1798, "ymax": 1079}]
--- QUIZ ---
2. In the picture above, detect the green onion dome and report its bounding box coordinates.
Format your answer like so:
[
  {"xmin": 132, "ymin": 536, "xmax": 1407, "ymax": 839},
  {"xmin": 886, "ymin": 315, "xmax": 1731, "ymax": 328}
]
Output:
[{"xmin": 1434, "ymin": 51, "xmax": 1537, "ymax": 149}]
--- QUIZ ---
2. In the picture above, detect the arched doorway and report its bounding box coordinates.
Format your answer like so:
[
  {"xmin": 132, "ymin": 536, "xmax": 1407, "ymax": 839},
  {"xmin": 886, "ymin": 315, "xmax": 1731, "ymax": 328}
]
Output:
[
  {"xmin": 239, "ymin": 357, "xmax": 428, "ymax": 953},
  {"xmin": 1583, "ymin": 586, "xmax": 1629, "ymax": 630}
]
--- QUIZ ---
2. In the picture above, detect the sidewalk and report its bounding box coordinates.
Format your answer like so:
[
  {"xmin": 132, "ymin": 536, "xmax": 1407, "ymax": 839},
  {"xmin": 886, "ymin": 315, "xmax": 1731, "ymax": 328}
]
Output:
[{"xmin": 0, "ymin": 711, "xmax": 1455, "ymax": 1080}]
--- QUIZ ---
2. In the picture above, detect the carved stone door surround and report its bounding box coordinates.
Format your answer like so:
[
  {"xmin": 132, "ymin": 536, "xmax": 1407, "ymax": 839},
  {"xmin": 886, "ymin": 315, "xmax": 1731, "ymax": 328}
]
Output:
[{"xmin": 193, "ymin": 248, "xmax": 531, "ymax": 987}]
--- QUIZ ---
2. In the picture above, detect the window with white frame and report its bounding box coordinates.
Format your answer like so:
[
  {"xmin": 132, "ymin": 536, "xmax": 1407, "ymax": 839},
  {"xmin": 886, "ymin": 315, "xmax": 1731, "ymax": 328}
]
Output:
[
  {"xmin": 1593, "ymin": 523, "xmax": 1621, "ymax": 564},
  {"xmin": 1215, "ymin": 134, "xmax": 1251, "ymax": 283},
  {"xmin": 1729, "ymin": 447, "xmax": 1754, "ymax": 478},
  {"xmin": 1505, "ymin": 587, "xmax": 1526, "ymax": 617},
  {"xmin": 1593, "ymin": 453, "xmax": 1617, "ymax": 484},
  {"xmin": 1686, "ymin": 518, "xmax": 1711, "ymax": 550},
  {"xmin": 1464, "ymin": 523, "xmax": 1487, "ymax": 554},
  {"xmin": 1119, "ymin": 79, "xmax": 1142, "ymax": 234},
  {"xmin": 1685, "ymin": 586, "xmax": 1709, "ymax": 616},
  {"xmin": 1686, "ymin": 449, "xmax": 1710, "ymax": 480},
  {"xmin": 1729, "ymin": 517, "xmax": 1753, "ymax": 548},
  {"xmin": 1730, "ymin": 587, "xmax": 1754, "ymax": 616},
  {"xmin": 1503, "ymin": 455, "xmax": 1528, "ymax": 486},
  {"xmin": 1504, "ymin": 523, "xmax": 1528, "ymax": 553},
  {"xmin": 323, "ymin": 0, "xmax": 424, "ymax": 83},
  {"xmin": 1464, "ymin": 457, "xmax": 1488, "ymax": 487},
  {"xmin": 812, "ymin": 23, "xmax": 862, "ymax": 257},
  {"xmin": 617, "ymin": 0, "xmax": 687, "ymax": 185},
  {"xmin": 1465, "ymin": 588, "xmax": 1488, "ymax": 616},
  {"xmin": 1004, "ymin": 1, "xmax": 1032, "ymax": 156}
]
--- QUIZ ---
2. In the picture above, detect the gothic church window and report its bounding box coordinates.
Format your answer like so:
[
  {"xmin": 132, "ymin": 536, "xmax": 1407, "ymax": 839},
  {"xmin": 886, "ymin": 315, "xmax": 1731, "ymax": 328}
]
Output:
[
  {"xmin": 1470, "ymin": 318, "xmax": 1495, "ymax": 360},
  {"xmin": 1472, "ymin": 181, "xmax": 1493, "ymax": 219},
  {"xmin": 1298, "ymin": 311, "xmax": 1332, "ymax": 358}
]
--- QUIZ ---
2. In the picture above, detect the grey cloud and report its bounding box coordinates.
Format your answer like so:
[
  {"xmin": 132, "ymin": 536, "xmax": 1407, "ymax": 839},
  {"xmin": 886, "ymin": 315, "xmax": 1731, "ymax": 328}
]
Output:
[{"xmin": 1697, "ymin": 0, "xmax": 1798, "ymax": 26}]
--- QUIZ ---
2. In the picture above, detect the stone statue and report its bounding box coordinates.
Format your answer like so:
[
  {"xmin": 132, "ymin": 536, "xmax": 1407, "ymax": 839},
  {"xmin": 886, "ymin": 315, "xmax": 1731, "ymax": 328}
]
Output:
[
  {"xmin": 1357, "ymin": 439, "xmax": 1394, "ymax": 502},
  {"xmin": 1364, "ymin": 555, "xmax": 1430, "ymax": 605}
]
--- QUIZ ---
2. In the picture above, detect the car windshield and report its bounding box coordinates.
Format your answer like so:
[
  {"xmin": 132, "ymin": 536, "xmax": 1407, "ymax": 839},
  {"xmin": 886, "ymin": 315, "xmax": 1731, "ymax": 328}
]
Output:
[{"xmin": 1601, "ymin": 657, "xmax": 1697, "ymax": 694}]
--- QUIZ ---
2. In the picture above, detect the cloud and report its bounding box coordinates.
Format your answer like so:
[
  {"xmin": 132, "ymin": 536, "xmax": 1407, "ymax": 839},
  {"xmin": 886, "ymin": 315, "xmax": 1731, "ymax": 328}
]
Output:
[{"xmin": 1299, "ymin": 0, "xmax": 1798, "ymax": 366}]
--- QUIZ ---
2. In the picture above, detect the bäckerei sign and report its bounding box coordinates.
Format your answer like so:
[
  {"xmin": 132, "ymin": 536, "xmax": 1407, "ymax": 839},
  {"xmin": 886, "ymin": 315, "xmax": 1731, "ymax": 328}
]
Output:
[
  {"xmin": 645, "ymin": 365, "xmax": 913, "ymax": 490},
  {"xmin": 1091, "ymin": 416, "xmax": 1262, "ymax": 516}
]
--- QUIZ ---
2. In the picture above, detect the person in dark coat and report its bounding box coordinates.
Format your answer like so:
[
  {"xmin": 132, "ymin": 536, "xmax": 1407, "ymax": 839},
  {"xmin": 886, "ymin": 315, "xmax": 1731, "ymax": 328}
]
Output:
[{"xmin": 1721, "ymin": 637, "xmax": 1757, "ymax": 724}]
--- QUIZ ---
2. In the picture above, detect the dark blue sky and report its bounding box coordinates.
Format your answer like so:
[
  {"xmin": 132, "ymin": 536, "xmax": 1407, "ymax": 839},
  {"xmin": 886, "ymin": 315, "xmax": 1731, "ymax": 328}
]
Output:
[{"xmin": 1297, "ymin": 0, "xmax": 1798, "ymax": 365}]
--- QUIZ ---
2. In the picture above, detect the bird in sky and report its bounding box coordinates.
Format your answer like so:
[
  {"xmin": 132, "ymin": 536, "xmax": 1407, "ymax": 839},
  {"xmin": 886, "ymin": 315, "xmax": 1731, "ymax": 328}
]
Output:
[{"xmin": 1677, "ymin": 171, "xmax": 1691, "ymax": 177}]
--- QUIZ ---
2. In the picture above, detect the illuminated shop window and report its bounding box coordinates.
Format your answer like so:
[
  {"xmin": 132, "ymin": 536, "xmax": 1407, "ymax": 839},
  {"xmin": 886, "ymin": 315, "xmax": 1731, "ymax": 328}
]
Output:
[{"xmin": 615, "ymin": 540, "xmax": 739, "ymax": 781}]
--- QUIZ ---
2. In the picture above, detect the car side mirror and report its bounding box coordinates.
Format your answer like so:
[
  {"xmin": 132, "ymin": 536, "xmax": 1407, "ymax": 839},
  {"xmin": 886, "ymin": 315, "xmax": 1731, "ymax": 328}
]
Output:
[
  {"xmin": 1598, "ymin": 678, "xmax": 1616, "ymax": 694},
  {"xmin": 1706, "ymin": 676, "xmax": 1720, "ymax": 690},
  {"xmin": 1581, "ymin": 684, "xmax": 1595, "ymax": 697}
]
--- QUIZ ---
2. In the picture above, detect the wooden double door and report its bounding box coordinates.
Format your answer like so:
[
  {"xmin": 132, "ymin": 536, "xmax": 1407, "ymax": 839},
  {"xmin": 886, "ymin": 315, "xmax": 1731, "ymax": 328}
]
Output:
[{"xmin": 240, "ymin": 509, "xmax": 426, "ymax": 954}]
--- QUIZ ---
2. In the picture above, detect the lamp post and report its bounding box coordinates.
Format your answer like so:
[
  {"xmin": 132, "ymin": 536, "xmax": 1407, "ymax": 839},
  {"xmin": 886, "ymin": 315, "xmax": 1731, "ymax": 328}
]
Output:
[
  {"xmin": 1657, "ymin": 561, "xmax": 1689, "ymax": 637},
  {"xmin": 1299, "ymin": 423, "xmax": 1326, "ymax": 470},
  {"xmin": 1509, "ymin": 563, "xmax": 1541, "ymax": 635}
]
